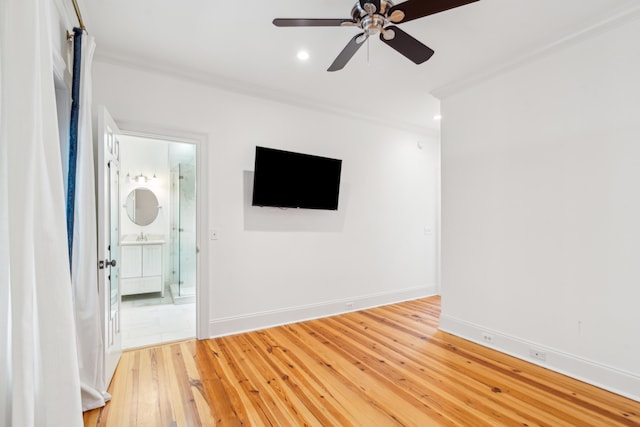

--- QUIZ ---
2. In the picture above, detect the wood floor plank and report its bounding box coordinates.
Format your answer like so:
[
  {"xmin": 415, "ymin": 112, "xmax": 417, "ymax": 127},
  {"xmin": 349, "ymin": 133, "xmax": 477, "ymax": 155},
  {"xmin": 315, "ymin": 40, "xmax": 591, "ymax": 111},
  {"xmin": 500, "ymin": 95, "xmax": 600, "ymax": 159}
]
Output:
[
  {"xmin": 273, "ymin": 323, "xmax": 405, "ymax": 426},
  {"xmin": 196, "ymin": 340, "xmax": 248, "ymax": 425},
  {"xmin": 265, "ymin": 326, "xmax": 389, "ymax": 426},
  {"xmin": 118, "ymin": 351, "xmax": 138, "ymax": 427},
  {"xmin": 342, "ymin": 314, "xmax": 528, "ymax": 426},
  {"xmin": 149, "ymin": 346, "xmax": 175, "ymax": 426},
  {"xmin": 136, "ymin": 347, "xmax": 161, "ymax": 427},
  {"xmin": 238, "ymin": 331, "xmax": 329, "ymax": 426},
  {"xmin": 180, "ymin": 341, "xmax": 216, "ymax": 426},
  {"xmin": 250, "ymin": 329, "xmax": 358, "ymax": 426},
  {"xmin": 170, "ymin": 342, "xmax": 204, "ymax": 427},
  {"xmin": 84, "ymin": 297, "xmax": 640, "ymax": 426},
  {"xmin": 296, "ymin": 318, "xmax": 488, "ymax": 426},
  {"xmin": 225, "ymin": 333, "xmax": 311, "ymax": 425},
  {"xmin": 328, "ymin": 314, "xmax": 546, "ymax": 426},
  {"xmin": 160, "ymin": 344, "xmax": 189, "ymax": 427},
  {"xmin": 215, "ymin": 336, "xmax": 281, "ymax": 425},
  {"xmin": 352, "ymin": 310, "xmax": 570, "ymax": 422},
  {"xmin": 358, "ymin": 307, "xmax": 630, "ymax": 426}
]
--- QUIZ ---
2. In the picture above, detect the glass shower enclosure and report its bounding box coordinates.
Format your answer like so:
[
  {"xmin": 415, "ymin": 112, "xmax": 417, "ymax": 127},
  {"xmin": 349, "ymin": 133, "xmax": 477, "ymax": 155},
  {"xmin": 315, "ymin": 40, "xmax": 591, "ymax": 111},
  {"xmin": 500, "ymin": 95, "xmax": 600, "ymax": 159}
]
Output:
[{"xmin": 169, "ymin": 162, "xmax": 196, "ymax": 302}]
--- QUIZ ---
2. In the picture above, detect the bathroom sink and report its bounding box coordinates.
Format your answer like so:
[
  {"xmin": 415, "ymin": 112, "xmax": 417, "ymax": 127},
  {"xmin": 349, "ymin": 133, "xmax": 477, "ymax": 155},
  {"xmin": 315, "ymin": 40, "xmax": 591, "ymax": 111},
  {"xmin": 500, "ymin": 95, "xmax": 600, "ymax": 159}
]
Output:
[
  {"xmin": 120, "ymin": 234, "xmax": 165, "ymax": 245},
  {"xmin": 121, "ymin": 240, "xmax": 165, "ymax": 245}
]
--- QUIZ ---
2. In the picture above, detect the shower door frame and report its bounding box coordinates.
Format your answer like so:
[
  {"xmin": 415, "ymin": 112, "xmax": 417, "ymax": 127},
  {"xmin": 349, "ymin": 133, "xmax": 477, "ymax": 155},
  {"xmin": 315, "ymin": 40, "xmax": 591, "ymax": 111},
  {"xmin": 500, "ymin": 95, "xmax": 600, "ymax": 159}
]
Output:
[
  {"xmin": 177, "ymin": 163, "xmax": 197, "ymax": 297},
  {"xmin": 114, "ymin": 122, "xmax": 209, "ymax": 340}
]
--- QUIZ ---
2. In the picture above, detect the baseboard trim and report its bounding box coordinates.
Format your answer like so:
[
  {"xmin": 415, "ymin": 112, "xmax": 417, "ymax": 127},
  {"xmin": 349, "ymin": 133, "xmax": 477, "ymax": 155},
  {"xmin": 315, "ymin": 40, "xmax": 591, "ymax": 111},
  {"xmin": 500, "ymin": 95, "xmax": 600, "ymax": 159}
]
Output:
[
  {"xmin": 439, "ymin": 314, "xmax": 640, "ymax": 403},
  {"xmin": 209, "ymin": 285, "xmax": 436, "ymax": 338}
]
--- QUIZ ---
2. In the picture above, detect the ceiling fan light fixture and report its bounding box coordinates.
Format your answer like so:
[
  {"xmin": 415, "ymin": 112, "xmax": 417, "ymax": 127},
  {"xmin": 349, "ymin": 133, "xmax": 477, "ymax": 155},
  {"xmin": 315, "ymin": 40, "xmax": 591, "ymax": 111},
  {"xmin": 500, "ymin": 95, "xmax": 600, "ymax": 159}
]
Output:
[
  {"xmin": 388, "ymin": 9, "xmax": 405, "ymax": 23},
  {"xmin": 363, "ymin": 3, "xmax": 377, "ymax": 15}
]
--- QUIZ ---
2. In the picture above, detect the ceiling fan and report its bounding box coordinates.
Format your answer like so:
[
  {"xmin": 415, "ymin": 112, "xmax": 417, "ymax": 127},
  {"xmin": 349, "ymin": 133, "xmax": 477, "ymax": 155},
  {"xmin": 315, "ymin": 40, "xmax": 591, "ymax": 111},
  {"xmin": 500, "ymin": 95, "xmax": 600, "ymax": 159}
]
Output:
[{"xmin": 273, "ymin": 0, "xmax": 479, "ymax": 71}]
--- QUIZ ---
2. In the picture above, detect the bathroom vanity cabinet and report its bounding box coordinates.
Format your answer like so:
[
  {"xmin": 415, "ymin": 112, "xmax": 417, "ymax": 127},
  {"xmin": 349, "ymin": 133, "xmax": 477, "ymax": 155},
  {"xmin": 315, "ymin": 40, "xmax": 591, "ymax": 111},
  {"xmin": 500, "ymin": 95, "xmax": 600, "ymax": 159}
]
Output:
[{"xmin": 120, "ymin": 242, "xmax": 164, "ymax": 296}]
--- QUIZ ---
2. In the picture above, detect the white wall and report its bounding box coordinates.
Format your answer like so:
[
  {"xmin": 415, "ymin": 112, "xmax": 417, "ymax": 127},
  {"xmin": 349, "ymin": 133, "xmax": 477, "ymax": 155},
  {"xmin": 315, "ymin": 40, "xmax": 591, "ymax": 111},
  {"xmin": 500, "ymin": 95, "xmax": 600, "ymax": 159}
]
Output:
[
  {"xmin": 438, "ymin": 17, "xmax": 640, "ymax": 400},
  {"xmin": 92, "ymin": 60, "xmax": 439, "ymax": 335},
  {"xmin": 119, "ymin": 135, "xmax": 170, "ymax": 239}
]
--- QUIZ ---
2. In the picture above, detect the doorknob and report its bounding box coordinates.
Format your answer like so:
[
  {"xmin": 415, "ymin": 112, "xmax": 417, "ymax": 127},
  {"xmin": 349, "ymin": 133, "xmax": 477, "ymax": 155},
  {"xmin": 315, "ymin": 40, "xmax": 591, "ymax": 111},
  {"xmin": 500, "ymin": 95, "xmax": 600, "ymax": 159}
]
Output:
[{"xmin": 98, "ymin": 259, "xmax": 117, "ymax": 269}]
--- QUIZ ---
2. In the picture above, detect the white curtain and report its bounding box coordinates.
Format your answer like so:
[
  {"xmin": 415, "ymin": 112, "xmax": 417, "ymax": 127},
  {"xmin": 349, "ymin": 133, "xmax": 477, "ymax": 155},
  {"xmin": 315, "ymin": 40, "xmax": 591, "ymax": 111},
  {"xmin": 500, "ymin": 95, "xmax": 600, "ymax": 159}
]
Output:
[
  {"xmin": 72, "ymin": 32, "xmax": 110, "ymax": 411},
  {"xmin": 0, "ymin": 40, "xmax": 11, "ymax": 424},
  {"xmin": 0, "ymin": 0, "xmax": 83, "ymax": 425}
]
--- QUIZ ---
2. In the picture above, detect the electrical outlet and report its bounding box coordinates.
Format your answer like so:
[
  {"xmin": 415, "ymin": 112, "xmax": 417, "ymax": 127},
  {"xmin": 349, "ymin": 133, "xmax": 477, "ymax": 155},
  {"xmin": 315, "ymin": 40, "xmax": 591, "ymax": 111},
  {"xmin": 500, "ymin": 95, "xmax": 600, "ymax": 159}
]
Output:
[
  {"xmin": 529, "ymin": 349, "xmax": 546, "ymax": 361},
  {"xmin": 346, "ymin": 302, "xmax": 354, "ymax": 309},
  {"xmin": 481, "ymin": 333, "xmax": 493, "ymax": 343}
]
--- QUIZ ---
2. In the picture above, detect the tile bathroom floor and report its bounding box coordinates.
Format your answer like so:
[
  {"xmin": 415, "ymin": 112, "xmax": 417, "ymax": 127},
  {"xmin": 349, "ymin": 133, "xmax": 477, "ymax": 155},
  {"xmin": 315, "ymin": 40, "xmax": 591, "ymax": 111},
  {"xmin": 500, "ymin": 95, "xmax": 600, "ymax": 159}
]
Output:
[{"xmin": 120, "ymin": 289, "xmax": 196, "ymax": 349}]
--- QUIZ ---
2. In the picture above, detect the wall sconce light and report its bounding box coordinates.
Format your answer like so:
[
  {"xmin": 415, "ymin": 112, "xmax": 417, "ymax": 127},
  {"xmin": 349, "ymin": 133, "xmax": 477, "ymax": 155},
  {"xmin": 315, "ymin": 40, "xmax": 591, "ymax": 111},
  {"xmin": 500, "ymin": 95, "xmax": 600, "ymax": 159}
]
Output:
[{"xmin": 126, "ymin": 172, "xmax": 157, "ymax": 184}]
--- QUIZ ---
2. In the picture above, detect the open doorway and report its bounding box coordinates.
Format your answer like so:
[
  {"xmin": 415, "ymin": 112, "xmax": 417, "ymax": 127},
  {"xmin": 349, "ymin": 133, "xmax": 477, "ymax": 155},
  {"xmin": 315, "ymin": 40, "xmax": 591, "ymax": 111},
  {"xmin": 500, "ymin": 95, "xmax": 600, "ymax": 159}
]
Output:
[{"xmin": 118, "ymin": 134, "xmax": 197, "ymax": 349}]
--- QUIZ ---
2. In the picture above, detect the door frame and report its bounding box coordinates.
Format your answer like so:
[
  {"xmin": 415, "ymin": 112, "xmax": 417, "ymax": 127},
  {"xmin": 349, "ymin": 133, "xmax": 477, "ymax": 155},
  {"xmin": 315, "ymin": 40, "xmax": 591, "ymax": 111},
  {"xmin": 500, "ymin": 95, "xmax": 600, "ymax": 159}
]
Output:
[{"xmin": 113, "ymin": 121, "xmax": 210, "ymax": 340}]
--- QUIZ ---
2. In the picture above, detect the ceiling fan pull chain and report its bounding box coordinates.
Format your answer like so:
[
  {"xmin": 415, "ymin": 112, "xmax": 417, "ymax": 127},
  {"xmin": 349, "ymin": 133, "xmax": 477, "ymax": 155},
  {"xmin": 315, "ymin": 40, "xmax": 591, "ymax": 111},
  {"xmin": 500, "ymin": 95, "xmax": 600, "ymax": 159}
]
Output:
[{"xmin": 367, "ymin": 35, "xmax": 370, "ymax": 64}]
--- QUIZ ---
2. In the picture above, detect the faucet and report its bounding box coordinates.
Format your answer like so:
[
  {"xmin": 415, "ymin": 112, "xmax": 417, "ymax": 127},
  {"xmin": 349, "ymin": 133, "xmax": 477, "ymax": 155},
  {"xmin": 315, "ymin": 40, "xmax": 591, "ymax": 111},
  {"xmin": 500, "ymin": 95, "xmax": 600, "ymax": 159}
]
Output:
[{"xmin": 137, "ymin": 231, "xmax": 147, "ymax": 241}]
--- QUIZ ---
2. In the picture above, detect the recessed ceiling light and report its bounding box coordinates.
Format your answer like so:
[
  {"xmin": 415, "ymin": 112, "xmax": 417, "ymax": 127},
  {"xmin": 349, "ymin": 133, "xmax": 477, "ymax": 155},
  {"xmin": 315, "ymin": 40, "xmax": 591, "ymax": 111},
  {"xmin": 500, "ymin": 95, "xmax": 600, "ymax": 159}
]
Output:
[
  {"xmin": 297, "ymin": 50, "xmax": 310, "ymax": 61},
  {"xmin": 433, "ymin": 114, "xmax": 443, "ymax": 121}
]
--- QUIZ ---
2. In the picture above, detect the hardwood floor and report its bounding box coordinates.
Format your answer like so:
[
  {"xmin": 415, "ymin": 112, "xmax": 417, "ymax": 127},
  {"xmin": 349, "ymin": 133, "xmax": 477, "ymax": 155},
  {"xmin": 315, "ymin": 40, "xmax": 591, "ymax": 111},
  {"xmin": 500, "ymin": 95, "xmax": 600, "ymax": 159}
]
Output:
[{"xmin": 84, "ymin": 297, "xmax": 640, "ymax": 426}]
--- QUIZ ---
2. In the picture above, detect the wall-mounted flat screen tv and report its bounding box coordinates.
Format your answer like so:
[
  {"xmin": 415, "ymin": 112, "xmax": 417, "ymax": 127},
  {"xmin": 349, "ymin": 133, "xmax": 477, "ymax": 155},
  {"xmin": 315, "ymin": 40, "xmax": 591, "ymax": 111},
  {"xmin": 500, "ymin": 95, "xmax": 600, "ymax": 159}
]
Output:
[{"xmin": 252, "ymin": 146, "xmax": 342, "ymax": 210}]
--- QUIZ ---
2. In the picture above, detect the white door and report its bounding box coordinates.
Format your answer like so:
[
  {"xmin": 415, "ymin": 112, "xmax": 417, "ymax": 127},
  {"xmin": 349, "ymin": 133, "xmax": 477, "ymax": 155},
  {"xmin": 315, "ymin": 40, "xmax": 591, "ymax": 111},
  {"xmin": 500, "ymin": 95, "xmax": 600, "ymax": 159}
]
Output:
[{"xmin": 97, "ymin": 106, "xmax": 122, "ymax": 384}]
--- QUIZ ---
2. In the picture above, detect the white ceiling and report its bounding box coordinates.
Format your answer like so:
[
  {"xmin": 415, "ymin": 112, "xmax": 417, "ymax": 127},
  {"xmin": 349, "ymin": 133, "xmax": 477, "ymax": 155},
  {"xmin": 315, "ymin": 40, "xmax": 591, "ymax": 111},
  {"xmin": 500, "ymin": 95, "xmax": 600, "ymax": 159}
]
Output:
[{"xmin": 84, "ymin": 0, "xmax": 638, "ymax": 132}]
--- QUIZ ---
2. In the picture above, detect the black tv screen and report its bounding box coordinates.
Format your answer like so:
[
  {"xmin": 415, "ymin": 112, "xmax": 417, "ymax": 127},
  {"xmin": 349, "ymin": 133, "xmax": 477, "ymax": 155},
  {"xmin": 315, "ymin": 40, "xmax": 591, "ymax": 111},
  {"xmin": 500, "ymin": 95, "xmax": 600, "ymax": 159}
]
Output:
[{"xmin": 252, "ymin": 146, "xmax": 342, "ymax": 210}]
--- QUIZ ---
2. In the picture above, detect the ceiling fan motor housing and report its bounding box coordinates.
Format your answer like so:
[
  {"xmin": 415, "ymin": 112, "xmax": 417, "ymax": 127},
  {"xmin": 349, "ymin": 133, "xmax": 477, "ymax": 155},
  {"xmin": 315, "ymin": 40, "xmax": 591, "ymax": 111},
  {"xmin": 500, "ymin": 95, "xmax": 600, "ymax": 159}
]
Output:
[{"xmin": 351, "ymin": 0, "xmax": 396, "ymax": 36}]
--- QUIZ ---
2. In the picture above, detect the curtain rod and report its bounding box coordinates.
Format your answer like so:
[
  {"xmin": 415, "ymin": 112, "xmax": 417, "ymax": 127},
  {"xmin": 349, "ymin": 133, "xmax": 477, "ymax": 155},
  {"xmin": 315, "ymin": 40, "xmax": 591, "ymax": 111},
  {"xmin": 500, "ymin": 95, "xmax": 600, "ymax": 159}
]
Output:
[{"xmin": 71, "ymin": 0, "xmax": 86, "ymax": 30}]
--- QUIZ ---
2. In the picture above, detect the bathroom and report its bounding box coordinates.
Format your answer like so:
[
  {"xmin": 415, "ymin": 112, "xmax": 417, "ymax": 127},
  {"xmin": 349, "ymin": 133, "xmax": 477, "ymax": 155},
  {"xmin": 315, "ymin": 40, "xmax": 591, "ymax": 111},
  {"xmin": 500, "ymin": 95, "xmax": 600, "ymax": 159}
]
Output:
[{"xmin": 118, "ymin": 134, "xmax": 197, "ymax": 349}]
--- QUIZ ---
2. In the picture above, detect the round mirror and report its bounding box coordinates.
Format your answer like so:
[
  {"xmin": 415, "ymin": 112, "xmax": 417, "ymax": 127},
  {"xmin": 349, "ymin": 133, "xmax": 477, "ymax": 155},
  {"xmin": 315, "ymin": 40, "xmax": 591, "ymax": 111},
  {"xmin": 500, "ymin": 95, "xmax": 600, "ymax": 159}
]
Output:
[{"xmin": 125, "ymin": 188, "xmax": 160, "ymax": 226}]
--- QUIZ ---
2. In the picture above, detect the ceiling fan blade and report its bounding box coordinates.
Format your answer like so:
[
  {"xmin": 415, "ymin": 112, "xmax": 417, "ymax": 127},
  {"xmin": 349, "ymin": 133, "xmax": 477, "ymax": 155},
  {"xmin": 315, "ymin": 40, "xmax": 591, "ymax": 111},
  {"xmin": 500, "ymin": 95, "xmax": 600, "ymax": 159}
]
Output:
[
  {"xmin": 389, "ymin": 0, "xmax": 479, "ymax": 24},
  {"xmin": 328, "ymin": 33, "xmax": 367, "ymax": 72},
  {"xmin": 273, "ymin": 18, "xmax": 350, "ymax": 27},
  {"xmin": 379, "ymin": 26, "xmax": 434, "ymax": 64}
]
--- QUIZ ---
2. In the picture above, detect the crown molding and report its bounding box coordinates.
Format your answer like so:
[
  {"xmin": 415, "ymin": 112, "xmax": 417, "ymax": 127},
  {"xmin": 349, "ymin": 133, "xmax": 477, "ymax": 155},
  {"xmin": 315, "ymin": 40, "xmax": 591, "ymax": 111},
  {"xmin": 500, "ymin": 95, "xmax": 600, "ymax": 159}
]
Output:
[
  {"xmin": 94, "ymin": 49, "xmax": 440, "ymax": 139},
  {"xmin": 432, "ymin": 4, "xmax": 640, "ymax": 100}
]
